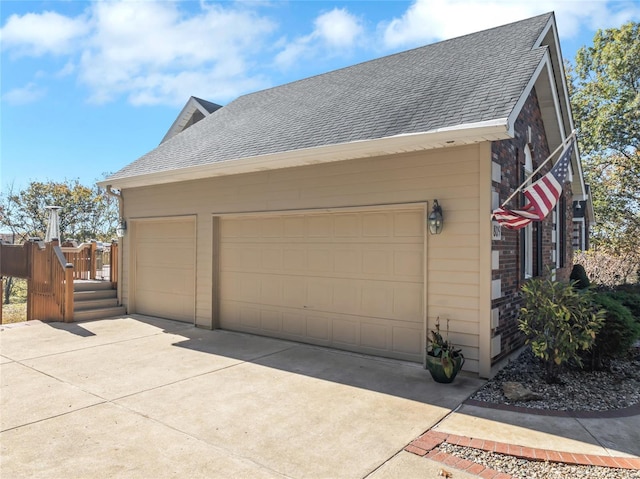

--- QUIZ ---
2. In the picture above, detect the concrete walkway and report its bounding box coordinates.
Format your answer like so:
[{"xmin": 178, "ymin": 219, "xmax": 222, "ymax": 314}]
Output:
[{"xmin": 2, "ymin": 316, "xmax": 639, "ymax": 478}]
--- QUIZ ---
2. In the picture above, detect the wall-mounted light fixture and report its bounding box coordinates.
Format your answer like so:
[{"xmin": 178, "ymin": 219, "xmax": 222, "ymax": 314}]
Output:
[
  {"xmin": 428, "ymin": 200, "xmax": 444, "ymax": 235},
  {"xmin": 116, "ymin": 219, "xmax": 127, "ymax": 237}
]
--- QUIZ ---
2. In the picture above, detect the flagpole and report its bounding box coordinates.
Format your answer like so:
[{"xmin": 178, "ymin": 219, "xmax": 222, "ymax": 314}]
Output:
[{"xmin": 500, "ymin": 130, "xmax": 577, "ymax": 208}]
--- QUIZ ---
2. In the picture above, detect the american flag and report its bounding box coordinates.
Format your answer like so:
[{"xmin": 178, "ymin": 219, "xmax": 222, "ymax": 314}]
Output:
[{"xmin": 492, "ymin": 142, "xmax": 573, "ymax": 230}]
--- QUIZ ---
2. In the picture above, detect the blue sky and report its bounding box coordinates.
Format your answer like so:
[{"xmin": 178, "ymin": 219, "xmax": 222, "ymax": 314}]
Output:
[{"xmin": 1, "ymin": 0, "xmax": 639, "ymax": 195}]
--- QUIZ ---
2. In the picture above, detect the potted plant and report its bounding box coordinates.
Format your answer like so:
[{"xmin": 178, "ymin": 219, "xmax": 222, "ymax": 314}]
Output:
[{"xmin": 426, "ymin": 317, "xmax": 465, "ymax": 383}]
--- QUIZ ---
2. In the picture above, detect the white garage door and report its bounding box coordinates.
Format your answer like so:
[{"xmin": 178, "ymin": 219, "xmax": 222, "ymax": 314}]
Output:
[
  {"xmin": 134, "ymin": 218, "xmax": 196, "ymax": 323},
  {"xmin": 219, "ymin": 208, "xmax": 424, "ymax": 361}
]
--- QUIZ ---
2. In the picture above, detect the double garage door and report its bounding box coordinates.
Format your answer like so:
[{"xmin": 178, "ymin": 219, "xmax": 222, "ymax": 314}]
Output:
[
  {"xmin": 219, "ymin": 208, "xmax": 425, "ymax": 362},
  {"xmin": 132, "ymin": 209, "xmax": 425, "ymax": 361}
]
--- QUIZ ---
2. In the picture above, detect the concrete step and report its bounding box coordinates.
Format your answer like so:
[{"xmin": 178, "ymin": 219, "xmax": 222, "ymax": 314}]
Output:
[
  {"xmin": 74, "ymin": 297, "xmax": 120, "ymax": 312},
  {"xmin": 73, "ymin": 306, "xmax": 127, "ymax": 322},
  {"xmin": 74, "ymin": 289, "xmax": 117, "ymax": 301}
]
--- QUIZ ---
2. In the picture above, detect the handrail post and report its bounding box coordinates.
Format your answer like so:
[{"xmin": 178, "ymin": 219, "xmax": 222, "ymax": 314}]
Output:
[
  {"xmin": 110, "ymin": 240, "xmax": 118, "ymax": 287},
  {"xmin": 90, "ymin": 240, "xmax": 97, "ymax": 280},
  {"xmin": 64, "ymin": 264, "xmax": 74, "ymax": 322},
  {"xmin": 26, "ymin": 241, "xmax": 33, "ymax": 321}
]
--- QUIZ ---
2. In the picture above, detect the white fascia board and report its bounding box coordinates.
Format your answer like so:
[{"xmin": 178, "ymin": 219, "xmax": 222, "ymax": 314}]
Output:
[
  {"xmin": 508, "ymin": 51, "xmax": 586, "ymax": 198},
  {"xmin": 506, "ymin": 54, "xmax": 548, "ymax": 135},
  {"xmin": 160, "ymin": 97, "xmax": 211, "ymax": 144},
  {"xmin": 99, "ymin": 121, "xmax": 510, "ymax": 189},
  {"xmin": 534, "ymin": 17, "xmax": 586, "ymax": 197}
]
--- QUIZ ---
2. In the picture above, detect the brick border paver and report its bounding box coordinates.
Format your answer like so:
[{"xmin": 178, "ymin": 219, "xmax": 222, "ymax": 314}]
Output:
[{"xmin": 405, "ymin": 430, "xmax": 640, "ymax": 476}]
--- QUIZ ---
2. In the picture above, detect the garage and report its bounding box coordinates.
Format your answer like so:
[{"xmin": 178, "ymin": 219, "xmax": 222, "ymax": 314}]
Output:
[
  {"xmin": 133, "ymin": 217, "xmax": 196, "ymax": 323},
  {"xmin": 218, "ymin": 207, "xmax": 425, "ymax": 361}
]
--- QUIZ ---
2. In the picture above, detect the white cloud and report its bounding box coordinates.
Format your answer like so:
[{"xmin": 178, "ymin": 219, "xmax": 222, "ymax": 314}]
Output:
[
  {"xmin": 2, "ymin": 0, "xmax": 637, "ymax": 106},
  {"xmin": 0, "ymin": 10, "xmax": 89, "ymax": 56},
  {"xmin": 56, "ymin": 61, "xmax": 76, "ymax": 78},
  {"xmin": 1, "ymin": 1, "xmax": 276, "ymax": 106},
  {"xmin": 2, "ymin": 82, "xmax": 46, "ymax": 105},
  {"xmin": 275, "ymin": 8, "xmax": 363, "ymax": 68},
  {"xmin": 314, "ymin": 8, "xmax": 363, "ymax": 47},
  {"xmin": 381, "ymin": 0, "xmax": 640, "ymax": 48},
  {"xmin": 79, "ymin": 1, "xmax": 276, "ymax": 105}
]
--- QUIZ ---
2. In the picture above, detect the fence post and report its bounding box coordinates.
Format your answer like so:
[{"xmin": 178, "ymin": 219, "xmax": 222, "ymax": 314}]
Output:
[
  {"xmin": 64, "ymin": 264, "xmax": 74, "ymax": 322},
  {"xmin": 26, "ymin": 240, "xmax": 34, "ymax": 321}
]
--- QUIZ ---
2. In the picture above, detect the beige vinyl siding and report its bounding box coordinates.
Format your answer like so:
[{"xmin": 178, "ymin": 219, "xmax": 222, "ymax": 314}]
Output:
[{"xmin": 123, "ymin": 144, "xmax": 484, "ymax": 372}]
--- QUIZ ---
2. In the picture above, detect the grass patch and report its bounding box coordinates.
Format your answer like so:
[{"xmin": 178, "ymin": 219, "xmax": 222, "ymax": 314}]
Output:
[
  {"xmin": 2, "ymin": 302, "xmax": 27, "ymax": 324},
  {"xmin": 2, "ymin": 277, "xmax": 28, "ymax": 324}
]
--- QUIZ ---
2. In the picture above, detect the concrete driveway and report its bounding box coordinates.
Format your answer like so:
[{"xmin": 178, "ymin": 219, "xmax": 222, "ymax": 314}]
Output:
[{"xmin": 0, "ymin": 316, "xmax": 484, "ymax": 478}]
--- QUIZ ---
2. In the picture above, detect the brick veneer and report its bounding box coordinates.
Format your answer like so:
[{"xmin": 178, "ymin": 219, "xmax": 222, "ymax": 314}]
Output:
[{"xmin": 490, "ymin": 89, "xmax": 574, "ymax": 364}]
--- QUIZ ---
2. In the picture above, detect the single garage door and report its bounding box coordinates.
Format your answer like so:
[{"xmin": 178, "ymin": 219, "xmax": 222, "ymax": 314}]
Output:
[
  {"xmin": 219, "ymin": 208, "xmax": 424, "ymax": 361},
  {"xmin": 134, "ymin": 218, "xmax": 196, "ymax": 323}
]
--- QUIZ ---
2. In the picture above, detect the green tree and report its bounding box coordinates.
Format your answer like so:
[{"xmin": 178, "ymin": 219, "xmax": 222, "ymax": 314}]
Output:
[
  {"xmin": 567, "ymin": 22, "xmax": 640, "ymax": 266},
  {"xmin": 0, "ymin": 179, "xmax": 118, "ymax": 243}
]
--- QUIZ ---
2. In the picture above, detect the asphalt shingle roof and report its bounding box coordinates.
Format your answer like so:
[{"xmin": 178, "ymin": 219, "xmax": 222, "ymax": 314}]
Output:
[{"xmin": 107, "ymin": 12, "xmax": 553, "ymax": 182}]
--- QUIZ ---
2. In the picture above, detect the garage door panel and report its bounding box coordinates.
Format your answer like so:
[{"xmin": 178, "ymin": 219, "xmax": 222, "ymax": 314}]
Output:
[
  {"xmin": 283, "ymin": 279, "xmax": 306, "ymax": 308},
  {"xmin": 221, "ymin": 272, "xmax": 423, "ymax": 321},
  {"xmin": 220, "ymin": 299, "xmax": 423, "ymax": 361},
  {"xmin": 222, "ymin": 244, "xmax": 422, "ymax": 281},
  {"xmin": 136, "ymin": 291, "xmax": 193, "ymax": 323},
  {"xmin": 361, "ymin": 323, "xmax": 389, "ymax": 350},
  {"xmin": 393, "ymin": 327, "xmax": 423, "ymax": 354},
  {"xmin": 333, "ymin": 319, "xmax": 358, "ymax": 345},
  {"xmin": 136, "ymin": 266, "xmax": 193, "ymax": 292},
  {"xmin": 283, "ymin": 312, "xmax": 306, "ymax": 336},
  {"xmin": 134, "ymin": 219, "xmax": 195, "ymax": 323},
  {"xmin": 219, "ymin": 209, "xmax": 424, "ymax": 361}
]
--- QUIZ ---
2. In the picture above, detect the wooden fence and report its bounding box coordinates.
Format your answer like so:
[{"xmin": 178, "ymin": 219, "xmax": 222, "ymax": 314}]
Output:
[
  {"xmin": 0, "ymin": 241, "xmax": 73, "ymax": 322},
  {"xmin": 1, "ymin": 239, "xmax": 119, "ymax": 323},
  {"xmin": 27, "ymin": 240, "xmax": 74, "ymax": 322},
  {"xmin": 0, "ymin": 243, "xmax": 31, "ymax": 278},
  {"xmin": 60, "ymin": 241, "xmax": 117, "ymax": 282}
]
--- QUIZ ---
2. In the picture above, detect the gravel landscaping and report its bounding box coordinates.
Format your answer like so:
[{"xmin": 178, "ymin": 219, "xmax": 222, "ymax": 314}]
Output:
[
  {"xmin": 470, "ymin": 346, "xmax": 640, "ymax": 412},
  {"xmin": 432, "ymin": 345, "xmax": 640, "ymax": 478},
  {"xmin": 439, "ymin": 443, "xmax": 640, "ymax": 479}
]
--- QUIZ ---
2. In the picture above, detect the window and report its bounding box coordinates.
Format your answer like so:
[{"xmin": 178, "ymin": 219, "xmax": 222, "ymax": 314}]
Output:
[{"xmin": 522, "ymin": 145, "xmax": 533, "ymax": 279}]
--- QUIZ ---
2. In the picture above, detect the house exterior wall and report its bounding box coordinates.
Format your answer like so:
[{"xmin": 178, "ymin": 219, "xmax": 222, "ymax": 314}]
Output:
[
  {"xmin": 121, "ymin": 144, "xmax": 487, "ymax": 373},
  {"xmin": 490, "ymin": 89, "xmax": 574, "ymax": 364}
]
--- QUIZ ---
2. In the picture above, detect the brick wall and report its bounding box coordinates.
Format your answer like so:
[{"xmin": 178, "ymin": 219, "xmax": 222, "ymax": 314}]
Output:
[{"xmin": 490, "ymin": 88, "xmax": 574, "ymax": 364}]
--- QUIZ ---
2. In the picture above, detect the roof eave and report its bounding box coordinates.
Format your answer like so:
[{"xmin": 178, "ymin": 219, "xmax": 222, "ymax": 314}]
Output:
[{"xmin": 98, "ymin": 120, "xmax": 510, "ymax": 189}]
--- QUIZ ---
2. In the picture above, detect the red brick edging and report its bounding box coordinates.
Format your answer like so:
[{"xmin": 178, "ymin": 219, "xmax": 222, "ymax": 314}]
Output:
[{"xmin": 405, "ymin": 430, "xmax": 640, "ymax": 476}]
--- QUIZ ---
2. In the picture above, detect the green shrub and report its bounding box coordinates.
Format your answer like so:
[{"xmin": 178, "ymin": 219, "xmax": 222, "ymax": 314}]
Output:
[
  {"xmin": 607, "ymin": 289, "xmax": 640, "ymax": 322},
  {"xmin": 588, "ymin": 293, "xmax": 640, "ymax": 368},
  {"xmin": 570, "ymin": 264, "xmax": 591, "ymax": 290},
  {"xmin": 518, "ymin": 277, "xmax": 605, "ymax": 382}
]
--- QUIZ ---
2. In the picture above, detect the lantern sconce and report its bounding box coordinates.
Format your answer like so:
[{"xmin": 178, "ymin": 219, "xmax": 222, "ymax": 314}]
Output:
[
  {"xmin": 116, "ymin": 219, "xmax": 127, "ymax": 237},
  {"xmin": 428, "ymin": 200, "xmax": 444, "ymax": 235}
]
